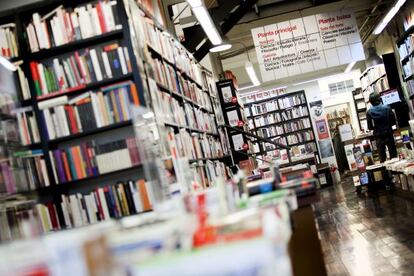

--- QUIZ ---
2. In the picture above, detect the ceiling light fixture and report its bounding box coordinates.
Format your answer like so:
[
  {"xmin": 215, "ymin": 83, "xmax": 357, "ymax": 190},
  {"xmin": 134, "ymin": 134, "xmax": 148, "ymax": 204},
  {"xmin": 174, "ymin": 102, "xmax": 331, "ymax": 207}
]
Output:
[
  {"xmin": 0, "ymin": 56, "xmax": 17, "ymax": 71},
  {"xmin": 373, "ymin": 0, "xmax": 407, "ymax": 35},
  {"xmin": 209, "ymin": 42, "xmax": 232, "ymax": 53},
  {"xmin": 188, "ymin": 1, "xmax": 223, "ymax": 46},
  {"xmin": 245, "ymin": 61, "xmax": 260, "ymax": 86},
  {"xmin": 344, "ymin": 61, "xmax": 356, "ymax": 73}
]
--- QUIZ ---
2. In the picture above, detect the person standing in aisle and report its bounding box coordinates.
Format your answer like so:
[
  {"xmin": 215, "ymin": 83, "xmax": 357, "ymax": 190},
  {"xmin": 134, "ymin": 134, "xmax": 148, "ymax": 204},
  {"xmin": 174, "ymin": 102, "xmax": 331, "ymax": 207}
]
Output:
[{"xmin": 367, "ymin": 92, "xmax": 398, "ymax": 162}]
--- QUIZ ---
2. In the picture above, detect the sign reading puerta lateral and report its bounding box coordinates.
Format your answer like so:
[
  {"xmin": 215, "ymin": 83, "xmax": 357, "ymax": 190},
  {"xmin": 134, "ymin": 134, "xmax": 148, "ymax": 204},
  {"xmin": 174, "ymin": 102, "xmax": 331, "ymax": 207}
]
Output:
[{"xmin": 251, "ymin": 11, "xmax": 365, "ymax": 82}]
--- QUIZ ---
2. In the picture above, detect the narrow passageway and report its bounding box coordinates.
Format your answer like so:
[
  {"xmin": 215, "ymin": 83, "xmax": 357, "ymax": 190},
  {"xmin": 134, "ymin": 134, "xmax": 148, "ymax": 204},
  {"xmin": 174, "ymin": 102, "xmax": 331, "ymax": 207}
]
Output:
[{"xmin": 314, "ymin": 178, "xmax": 414, "ymax": 275}]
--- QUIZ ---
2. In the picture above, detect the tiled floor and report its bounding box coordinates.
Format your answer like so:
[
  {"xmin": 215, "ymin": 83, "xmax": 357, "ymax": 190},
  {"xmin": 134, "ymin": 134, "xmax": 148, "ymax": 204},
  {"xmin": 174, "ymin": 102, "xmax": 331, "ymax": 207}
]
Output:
[{"xmin": 313, "ymin": 177, "xmax": 414, "ymax": 275}]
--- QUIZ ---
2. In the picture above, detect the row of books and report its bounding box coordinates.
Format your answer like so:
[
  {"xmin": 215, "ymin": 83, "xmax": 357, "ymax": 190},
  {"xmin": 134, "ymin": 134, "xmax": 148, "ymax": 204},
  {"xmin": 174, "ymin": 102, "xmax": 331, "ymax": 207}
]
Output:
[
  {"xmin": 326, "ymin": 108, "xmax": 349, "ymax": 120},
  {"xmin": 0, "ymin": 23, "xmax": 18, "ymax": 58},
  {"xmin": 398, "ymin": 34, "xmax": 414, "ymax": 58},
  {"xmin": 262, "ymin": 136, "xmax": 288, "ymax": 150},
  {"xmin": 278, "ymin": 94, "xmax": 306, "ymax": 109},
  {"xmin": 149, "ymin": 57, "xmax": 178, "ymax": 93},
  {"xmin": 403, "ymin": 59, "xmax": 414, "ymax": 79},
  {"xmin": 283, "ymin": 118, "xmax": 311, "ymax": 133},
  {"xmin": 363, "ymin": 76, "xmax": 389, "ymax": 95},
  {"xmin": 0, "ymin": 150, "xmax": 50, "ymax": 195},
  {"xmin": 170, "ymin": 129, "xmax": 224, "ymax": 160},
  {"xmin": 185, "ymin": 104, "xmax": 217, "ymax": 134},
  {"xmin": 15, "ymin": 107, "xmax": 41, "ymax": 146},
  {"xmin": 286, "ymin": 130, "xmax": 314, "ymax": 145},
  {"xmin": 0, "ymin": 199, "xmax": 39, "ymax": 243},
  {"xmin": 30, "ymin": 42, "xmax": 131, "ymax": 97},
  {"xmin": 360, "ymin": 64, "xmax": 386, "ymax": 90},
  {"xmin": 259, "ymin": 149, "xmax": 289, "ymax": 165},
  {"xmin": 49, "ymin": 137, "xmax": 140, "ymax": 184},
  {"xmin": 280, "ymin": 106, "xmax": 308, "ymax": 121},
  {"xmin": 259, "ymin": 125, "xmax": 284, "ymax": 138},
  {"xmin": 179, "ymin": 75, "xmax": 212, "ymax": 111},
  {"xmin": 26, "ymin": 2, "xmax": 121, "ymax": 52},
  {"xmin": 290, "ymin": 142, "xmax": 317, "ymax": 160},
  {"xmin": 131, "ymin": 6, "xmax": 205, "ymax": 88},
  {"xmin": 250, "ymin": 100, "xmax": 278, "ymax": 116},
  {"xmin": 252, "ymin": 113, "xmax": 281, "ymax": 128},
  {"xmin": 240, "ymin": 87, "xmax": 288, "ymax": 104},
  {"xmin": 38, "ymin": 82, "xmax": 139, "ymax": 140},
  {"xmin": 190, "ymin": 160, "xmax": 229, "ymax": 190},
  {"xmin": 36, "ymin": 179, "xmax": 153, "ymax": 231}
]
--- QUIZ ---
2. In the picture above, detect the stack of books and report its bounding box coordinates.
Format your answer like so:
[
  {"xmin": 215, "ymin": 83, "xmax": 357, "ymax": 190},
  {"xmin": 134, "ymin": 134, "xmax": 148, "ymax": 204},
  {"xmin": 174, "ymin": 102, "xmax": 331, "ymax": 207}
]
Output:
[
  {"xmin": 30, "ymin": 42, "xmax": 131, "ymax": 97},
  {"xmin": 38, "ymin": 81, "xmax": 139, "ymax": 140},
  {"xmin": 49, "ymin": 137, "xmax": 140, "ymax": 184},
  {"xmin": 253, "ymin": 113, "xmax": 281, "ymax": 127},
  {"xmin": 36, "ymin": 179, "xmax": 153, "ymax": 231},
  {"xmin": 251, "ymin": 100, "xmax": 278, "ymax": 116},
  {"xmin": 26, "ymin": 2, "xmax": 122, "ymax": 52},
  {"xmin": 0, "ymin": 23, "xmax": 18, "ymax": 58}
]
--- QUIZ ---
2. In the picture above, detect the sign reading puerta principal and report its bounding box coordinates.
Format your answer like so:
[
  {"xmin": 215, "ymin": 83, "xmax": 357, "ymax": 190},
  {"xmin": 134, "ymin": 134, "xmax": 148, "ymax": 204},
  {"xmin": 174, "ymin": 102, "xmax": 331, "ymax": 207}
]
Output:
[{"xmin": 251, "ymin": 11, "xmax": 365, "ymax": 82}]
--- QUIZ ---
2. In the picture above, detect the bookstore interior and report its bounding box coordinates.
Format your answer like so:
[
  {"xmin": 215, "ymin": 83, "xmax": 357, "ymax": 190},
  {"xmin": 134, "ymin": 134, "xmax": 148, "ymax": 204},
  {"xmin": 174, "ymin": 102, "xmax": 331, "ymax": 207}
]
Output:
[{"xmin": 1, "ymin": 0, "xmax": 414, "ymax": 275}]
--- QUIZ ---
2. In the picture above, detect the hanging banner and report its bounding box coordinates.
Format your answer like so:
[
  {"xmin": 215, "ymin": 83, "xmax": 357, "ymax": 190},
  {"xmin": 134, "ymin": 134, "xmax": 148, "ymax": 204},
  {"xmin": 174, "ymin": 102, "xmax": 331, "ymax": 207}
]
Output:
[{"xmin": 251, "ymin": 10, "xmax": 365, "ymax": 82}]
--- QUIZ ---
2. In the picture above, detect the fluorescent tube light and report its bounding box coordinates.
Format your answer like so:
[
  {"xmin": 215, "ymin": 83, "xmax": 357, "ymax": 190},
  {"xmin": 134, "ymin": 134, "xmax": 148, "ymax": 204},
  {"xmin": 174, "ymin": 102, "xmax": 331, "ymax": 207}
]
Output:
[
  {"xmin": 187, "ymin": 0, "xmax": 203, "ymax": 7},
  {"xmin": 0, "ymin": 56, "xmax": 16, "ymax": 71},
  {"xmin": 344, "ymin": 61, "xmax": 356, "ymax": 73},
  {"xmin": 192, "ymin": 6, "xmax": 222, "ymax": 45},
  {"xmin": 210, "ymin": 43, "xmax": 232, "ymax": 52},
  {"xmin": 245, "ymin": 61, "xmax": 261, "ymax": 86},
  {"xmin": 373, "ymin": 0, "xmax": 407, "ymax": 35}
]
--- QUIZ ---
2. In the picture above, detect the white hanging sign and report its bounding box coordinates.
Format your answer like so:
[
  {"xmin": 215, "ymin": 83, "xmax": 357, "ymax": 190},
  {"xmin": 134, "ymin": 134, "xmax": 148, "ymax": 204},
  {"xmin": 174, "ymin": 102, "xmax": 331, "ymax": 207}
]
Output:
[{"xmin": 251, "ymin": 10, "xmax": 365, "ymax": 82}]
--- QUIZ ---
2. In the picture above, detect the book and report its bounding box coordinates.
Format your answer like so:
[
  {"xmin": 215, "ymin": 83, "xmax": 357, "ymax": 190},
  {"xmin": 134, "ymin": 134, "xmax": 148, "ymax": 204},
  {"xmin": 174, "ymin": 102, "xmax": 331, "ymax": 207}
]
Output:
[{"xmin": 14, "ymin": 107, "xmax": 40, "ymax": 145}]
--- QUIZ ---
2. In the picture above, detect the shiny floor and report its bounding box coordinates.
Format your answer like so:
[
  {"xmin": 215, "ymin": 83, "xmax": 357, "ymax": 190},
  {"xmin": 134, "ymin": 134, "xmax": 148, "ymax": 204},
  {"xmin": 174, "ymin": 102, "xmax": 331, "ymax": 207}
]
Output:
[{"xmin": 313, "ymin": 178, "xmax": 414, "ymax": 276}]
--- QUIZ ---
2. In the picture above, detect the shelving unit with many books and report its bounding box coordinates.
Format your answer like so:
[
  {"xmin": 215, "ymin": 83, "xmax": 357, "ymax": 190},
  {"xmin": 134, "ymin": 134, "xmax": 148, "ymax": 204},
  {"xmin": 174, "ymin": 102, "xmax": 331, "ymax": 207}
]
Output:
[
  {"xmin": 124, "ymin": 0, "xmax": 231, "ymax": 189},
  {"xmin": 397, "ymin": 25, "xmax": 414, "ymax": 98},
  {"xmin": 241, "ymin": 89, "xmax": 318, "ymax": 167}
]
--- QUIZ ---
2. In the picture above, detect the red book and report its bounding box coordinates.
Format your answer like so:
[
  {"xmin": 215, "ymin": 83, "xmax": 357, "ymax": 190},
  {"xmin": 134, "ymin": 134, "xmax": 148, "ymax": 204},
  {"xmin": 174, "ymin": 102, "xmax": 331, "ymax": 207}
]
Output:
[
  {"xmin": 65, "ymin": 105, "xmax": 78, "ymax": 134},
  {"xmin": 61, "ymin": 151, "xmax": 72, "ymax": 182},
  {"xmin": 74, "ymin": 52, "xmax": 86, "ymax": 81},
  {"xmin": 130, "ymin": 83, "xmax": 140, "ymax": 106},
  {"xmin": 94, "ymin": 190, "xmax": 104, "ymax": 221},
  {"xmin": 69, "ymin": 56, "xmax": 82, "ymax": 85},
  {"xmin": 80, "ymin": 143, "xmax": 93, "ymax": 177},
  {"xmin": 29, "ymin": 61, "xmax": 42, "ymax": 96},
  {"xmin": 71, "ymin": 147, "xmax": 84, "ymax": 179},
  {"xmin": 96, "ymin": 2, "xmax": 107, "ymax": 33},
  {"xmin": 46, "ymin": 202, "xmax": 59, "ymax": 230}
]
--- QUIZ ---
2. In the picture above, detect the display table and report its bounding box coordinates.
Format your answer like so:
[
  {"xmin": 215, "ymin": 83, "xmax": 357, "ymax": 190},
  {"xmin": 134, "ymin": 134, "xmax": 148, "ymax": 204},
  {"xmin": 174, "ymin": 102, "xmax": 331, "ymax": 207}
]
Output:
[{"xmin": 289, "ymin": 193, "xmax": 327, "ymax": 276}]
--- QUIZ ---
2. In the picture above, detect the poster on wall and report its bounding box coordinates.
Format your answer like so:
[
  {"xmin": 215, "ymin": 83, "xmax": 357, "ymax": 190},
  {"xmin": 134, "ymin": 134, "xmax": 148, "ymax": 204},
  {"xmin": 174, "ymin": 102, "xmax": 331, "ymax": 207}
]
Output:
[
  {"xmin": 309, "ymin": 100, "xmax": 324, "ymax": 119},
  {"xmin": 251, "ymin": 10, "xmax": 365, "ymax": 82},
  {"xmin": 316, "ymin": 119, "xmax": 329, "ymax": 139},
  {"xmin": 318, "ymin": 139, "xmax": 334, "ymax": 158}
]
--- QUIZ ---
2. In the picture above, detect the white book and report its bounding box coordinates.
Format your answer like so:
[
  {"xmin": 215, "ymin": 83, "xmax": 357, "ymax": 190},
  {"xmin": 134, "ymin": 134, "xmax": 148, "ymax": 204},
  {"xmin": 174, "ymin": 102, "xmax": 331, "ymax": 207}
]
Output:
[
  {"xmin": 85, "ymin": 194, "xmax": 96, "ymax": 224},
  {"xmin": 89, "ymin": 49, "xmax": 103, "ymax": 81},
  {"xmin": 28, "ymin": 116, "xmax": 40, "ymax": 143},
  {"xmin": 55, "ymin": 105, "xmax": 70, "ymax": 136},
  {"xmin": 90, "ymin": 93, "xmax": 102, "ymax": 127},
  {"xmin": 102, "ymin": 1, "xmax": 115, "ymax": 31},
  {"xmin": 40, "ymin": 159, "xmax": 50, "ymax": 187},
  {"xmin": 117, "ymin": 47, "xmax": 128, "ymax": 75},
  {"xmin": 60, "ymin": 201, "xmax": 72, "ymax": 228},
  {"xmin": 97, "ymin": 188, "xmax": 110, "ymax": 220},
  {"xmin": 38, "ymin": 95, "xmax": 68, "ymax": 109},
  {"xmin": 65, "ymin": 12, "xmax": 74, "ymax": 42},
  {"xmin": 52, "ymin": 58, "xmax": 64, "ymax": 90},
  {"xmin": 50, "ymin": 18, "xmax": 60, "ymax": 47},
  {"xmin": 62, "ymin": 60, "xmax": 76, "ymax": 87},
  {"xmin": 78, "ymin": 7, "xmax": 94, "ymax": 39},
  {"xmin": 16, "ymin": 112, "xmax": 27, "ymax": 145},
  {"xmin": 41, "ymin": 21, "xmax": 51, "ymax": 49},
  {"xmin": 69, "ymin": 194, "xmax": 83, "ymax": 227},
  {"xmin": 129, "ymin": 181, "xmax": 143, "ymax": 213},
  {"xmin": 77, "ymin": 193, "xmax": 88, "ymax": 225},
  {"xmin": 73, "ymin": 106, "xmax": 83, "ymax": 133},
  {"xmin": 56, "ymin": 8, "xmax": 68, "ymax": 44},
  {"xmin": 101, "ymin": 52, "xmax": 112, "ymax": 78},
  {"xmin": 17, "ymin": 67, "xmax": 30, "ymax": 100},
  {"xmin": 51, "ymin": 111, "xmax": 62, "ymax": 138},
  {"xmin": 49, "ymin": 151, "xmax": 59, "ymax": 184},
  {"xmin": 70, "ymin": 12, "xmax": 81, "ymax": 40},
  {"xmin": 43, "ymin": 109, "xmax": 56, "ymax": 140},
  {"xmin": 32, "ymin": 13, "xmax": 45, "ymax": 49},
  {"xmin": 28, "ymin": 23, "xmax": 39, "ymax": 52},
  {"xmin": 88, "ymin": 4, "xmax": 101, "ymax": 36},
  {"xmin": 37, "ymin": 63, "xmax": 48, "ymax": 95}
]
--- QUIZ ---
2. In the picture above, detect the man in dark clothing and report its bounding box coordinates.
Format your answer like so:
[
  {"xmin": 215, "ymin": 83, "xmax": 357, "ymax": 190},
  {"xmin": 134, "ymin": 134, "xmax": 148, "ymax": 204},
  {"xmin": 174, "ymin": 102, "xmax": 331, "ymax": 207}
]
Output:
[{"xmin": 367, "ymin": 92, "xmax": 398, "ymax": 162}]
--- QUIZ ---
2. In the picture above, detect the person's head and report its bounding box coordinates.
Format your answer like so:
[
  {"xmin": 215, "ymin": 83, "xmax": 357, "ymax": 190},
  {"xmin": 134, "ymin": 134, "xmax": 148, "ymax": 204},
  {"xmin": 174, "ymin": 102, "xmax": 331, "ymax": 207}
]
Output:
[{"xmin": 369, "ymin": 92, "xmax": 382, "ymax": 106}]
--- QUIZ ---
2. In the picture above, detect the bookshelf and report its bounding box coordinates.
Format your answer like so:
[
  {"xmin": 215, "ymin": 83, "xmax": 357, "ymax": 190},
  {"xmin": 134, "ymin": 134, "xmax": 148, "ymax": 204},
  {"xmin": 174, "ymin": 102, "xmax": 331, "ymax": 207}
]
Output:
[
  {"xmin": 397, "ymin": 26, "xmax": 414, "ymax": 98},
  {"xmin": 0, "ymin": 0, "xmax": 230, "ymax": 235},
  {"xmin": 242, "ymin": 89, "xmax": 318, "ymax": 167}
]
